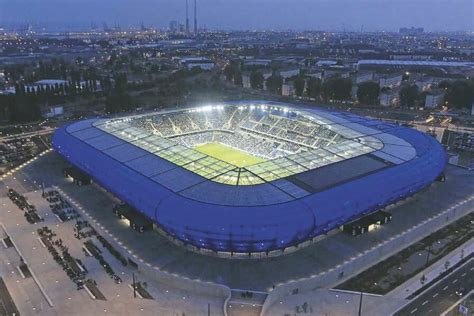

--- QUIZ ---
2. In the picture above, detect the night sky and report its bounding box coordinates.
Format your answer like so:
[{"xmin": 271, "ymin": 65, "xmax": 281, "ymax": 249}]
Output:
[{"xmin": 0, "ymin": 0, "xmax": 472, "ymax": 31}]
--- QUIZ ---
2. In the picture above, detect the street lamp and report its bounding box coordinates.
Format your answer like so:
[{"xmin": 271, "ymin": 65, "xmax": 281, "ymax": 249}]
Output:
[
  {"xmin": 132, "ymin": 272, "xmax": 137, "ymax": 298},
  {"xmin": 425, "ymin": 244, "xmax": 432, "ymax": 267}
]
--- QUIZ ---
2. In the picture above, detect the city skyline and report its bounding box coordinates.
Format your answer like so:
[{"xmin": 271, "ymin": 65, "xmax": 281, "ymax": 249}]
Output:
[{"xmin": 0, "ymin": 0, "xmax": 472, "ymax": 32}]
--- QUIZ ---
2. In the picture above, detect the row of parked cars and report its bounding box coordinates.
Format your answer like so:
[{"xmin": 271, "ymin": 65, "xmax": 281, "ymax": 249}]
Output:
[
  {"xmin": 74, "ymin": 220, "xmax": 97, "ymax": 240},
  {"xmin": 42, "ymin": 190, "xmax": 127, "ymax": 288},
  {"xmin": 96, "ymin": 235, "xmax": 128, "ymax": 266},
  {"xmin": 84, "ymin": 240, "xmax": 122, "ymax": 284},
  {"xmin": 7, "ymin": 189, "xmax": 43, "ymax": 224},
  {"xmin": 43, "ymin": 190, "xmax": 80, "ymax": 222},
  {"xmin": 0, "ymin": 137, "xmax": 37, "ymax": 171},
  {"xmin": 38, "ymin": 226, "xmax": 92, "ymax": 290}
]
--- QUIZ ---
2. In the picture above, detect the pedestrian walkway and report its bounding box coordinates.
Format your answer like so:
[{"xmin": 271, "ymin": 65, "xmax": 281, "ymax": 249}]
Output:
[
  {"xmin": 389, "ymin": 239, "xmax": 474, "ymax": 300},
  {"xmin": 13, "ymin": 152, "xmax": 474, "ymax": 292}
]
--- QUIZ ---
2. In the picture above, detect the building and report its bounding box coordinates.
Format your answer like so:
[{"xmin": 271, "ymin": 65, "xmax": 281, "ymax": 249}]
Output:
[
  {"xmin": 378, "ymin": 74, "xmax": 403, "ymax": 88},
  {"xmin": 63, "ymin": 166, "xmax": 91, "ymax": 186},
  {"xmin": 169, "ymin": 20, "xmax": 179, "ymax": 33},
  {"xmin": 45, "ymin": 106, "xmax": 64, "ymax": 118},
  {"xmin": 414, "ymin": 76, "xmax": 454, "ymax": 92},
  {"xmin": 357, "ymin": 60, "xmax": 474, "ymax": 71},
  {"xmin": 324, "ymin": 67, "xmax": 352, "ymax": 80},
  {"xmin": 242, "ymin": 74, "xmax": 251, "ymax": 88},
  {"xmin": 53, "ymin": 101, "xmax": 446, "ymax": 256},
  {"xmin": 316, "ymin": 60, "xmax": 338, "ymax": 67},
  {"xmin": 341, "ymin": 211, "xmax": 392, "ymax": 236},
  {"xmin": 425, "ymin": 90, "xmax": 445, "ymax": 109},
  {"xmin": 31, "ymin": 79, "xmax": 68, "ymax": 89},
  {"xmin": 355, "ymin": 71, "xmax": 374, "ymax": 84},
  {"xmin": 306, "ymin": 72, "xmax": 323, "ymax": 80},
  {"xmin": 399, "ymin": 27, "xmax": 424, "ymax": 35},
  {"xmin": 391, "ymin": 54, "xmax": 432, "ymax": 61},
  {"xmin": 0, "ymin": 71, "xmax": 5, "ymax": 89},
  {"xmin": 414, "ymin": 76, "xmax": 434, "ymax": 92},
  {"xmin": 242, "ymin": 71, "xmax": 272, "ymax": 89},
  {"xmin": 279, "ymin": 68, "xmax": 300, "ymax": 79},
  {"xmin": 21, "ymin": 79, "xmax": 100, "ymax": 94},
  {"xmin": 282, "ymin": 82, "xmax": 295, "ymax": 96},
  {"xmin": 113, "ymin": 204, "xmax": 154, "ymax": 233},
  {"xmin": 379, "ymin": 88, "xmax": 400, "ymax": 107},
  {"xmin": 184, "ymin": 60, "xmax": 215, "ymax": 70},
  {"xmin": 178, "ymin": 57, "xmax": 215, "ymax": 70},
  {"xmin": 243, "ymin": 59, "xmax": 272, "ymax": 67}
]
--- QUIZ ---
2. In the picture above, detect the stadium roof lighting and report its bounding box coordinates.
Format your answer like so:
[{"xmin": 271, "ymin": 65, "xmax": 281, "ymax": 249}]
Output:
[{"xmin": 52, "ymin": 101, "xmax": 446, "ymax": 254}]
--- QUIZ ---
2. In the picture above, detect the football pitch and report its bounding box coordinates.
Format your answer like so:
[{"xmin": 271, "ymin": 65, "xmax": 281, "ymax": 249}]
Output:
[{"xmin": 194, "ymin": 143, "xmax": 266, "ymax": 168}]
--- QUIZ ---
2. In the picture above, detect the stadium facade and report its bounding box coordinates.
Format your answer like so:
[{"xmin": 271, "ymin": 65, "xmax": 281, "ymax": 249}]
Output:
[{"xmin": 52, "ymin": 101, "xmax": 447, "ymax": 257}]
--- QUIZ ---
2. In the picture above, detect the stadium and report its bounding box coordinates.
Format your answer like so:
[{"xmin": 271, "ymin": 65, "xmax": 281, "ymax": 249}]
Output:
[{"xmin": 52, "ymin": 101, "xmax": 447, "ymax": 257}]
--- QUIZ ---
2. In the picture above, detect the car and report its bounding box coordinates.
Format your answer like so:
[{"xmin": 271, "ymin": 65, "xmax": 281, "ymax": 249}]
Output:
[{"xmin": 455, "ymin": 287, "xmax": 465, "ymax": 297}]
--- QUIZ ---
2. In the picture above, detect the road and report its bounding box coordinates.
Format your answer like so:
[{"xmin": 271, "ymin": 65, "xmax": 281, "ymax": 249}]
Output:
[
  {"xmin": 394, "ymin": 259, "xmax": 474, "ymax": 315},
  {"xmin": 0, "ymin": 128, "xmax": 56, "ymax": 142}
]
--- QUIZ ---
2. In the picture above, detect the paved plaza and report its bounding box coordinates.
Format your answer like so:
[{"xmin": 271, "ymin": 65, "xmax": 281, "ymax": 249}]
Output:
[
  {"xmin": 1, "ymin": 151, "xmax": 473, "ymax": 316},
  {"xmin": 0, "ymin": 160, "xmax": 225, "ymax": 315},
  {"xmin": 4, "ymin": 152, "xmax": 474, "ymax": 292}
]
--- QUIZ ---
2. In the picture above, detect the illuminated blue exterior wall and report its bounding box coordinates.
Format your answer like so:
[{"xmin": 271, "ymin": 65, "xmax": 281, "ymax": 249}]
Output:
[{"xmin": 52, "ymin": 105, "xmax": 447, "ymax": 253}]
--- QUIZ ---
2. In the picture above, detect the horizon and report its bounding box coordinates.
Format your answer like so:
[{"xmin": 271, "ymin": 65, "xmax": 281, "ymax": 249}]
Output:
[{"xmin": 0, "ymin": 0, "xmax": 473, "ymax": 32}]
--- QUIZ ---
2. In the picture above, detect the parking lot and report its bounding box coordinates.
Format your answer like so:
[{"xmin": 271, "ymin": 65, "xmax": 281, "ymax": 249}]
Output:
[
  {"xmin": 2, "ymin": 148, "xmax": 473, "ymax": 315},
  {"xmin": 0, "ymin": 133, "xmax": 51, "ymax": 177},
  {"xmin": 0, "ymin": 183, "xmax": 225, "ymax": 315},
  {"xmin": 13, "ymin": 151, "xmax": 474, "ymax": 291}
]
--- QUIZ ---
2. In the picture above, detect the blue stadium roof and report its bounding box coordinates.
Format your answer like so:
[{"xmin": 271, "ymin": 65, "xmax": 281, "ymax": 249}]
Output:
[{"xmin": 52, "ymin": 101, "xmax": 447, "ymax": 254}]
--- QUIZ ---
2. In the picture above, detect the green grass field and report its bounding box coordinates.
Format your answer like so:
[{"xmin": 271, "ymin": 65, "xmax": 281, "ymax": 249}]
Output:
[{"xmin": 194, "ymin": 143, "xmax": 265, "ymax": 167}]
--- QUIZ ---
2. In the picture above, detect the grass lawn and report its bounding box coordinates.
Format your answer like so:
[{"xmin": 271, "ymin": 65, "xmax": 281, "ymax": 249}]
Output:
[{"xmin": 194, "ymin": 142, "xmax": 265, "ymax": 167}]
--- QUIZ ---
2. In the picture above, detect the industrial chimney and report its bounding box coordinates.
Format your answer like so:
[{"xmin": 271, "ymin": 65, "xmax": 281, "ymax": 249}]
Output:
[
  {"xmin": 185, "ymin": 0, "xmax": 190, "ymax": 34},
  {"xmin": 194, "ymin": 0, "xmax": 198, "ymax": 34}
]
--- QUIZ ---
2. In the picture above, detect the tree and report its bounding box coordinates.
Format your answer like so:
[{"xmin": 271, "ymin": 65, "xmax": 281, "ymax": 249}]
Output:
[
  {"xmin": 444, "ymin": 80, "xmax": 474, "ymax": 109},
  {"xmin": 293, "ymin": 76, "xmax": 306, "ymax": 97},
  {"xmin": 322, "ymin": 76, "xmax": 352, "ymax": 101},
  {"xmin": 105, "ymin": 93, "xmax": 132, "ymax": 114},
  {"xmin": 266, "ymin": 74, "xmax": 283, "ymax": 95},
  {"xmin": 224, "ymin": 64, "xmax": 236, "ymax": 81},
  {"xmin": 189, "ymin": 66, "xmax": 203, "ymax": 76},
  {"xmin": 114, "ymin": 73, "xmax": 128, "ymax": 93},
  {"xmin": 100, "ymin": 77, "xmax": 113, "ymax": 92},
  {"xmin": 306, "ymin": 77, "xmax": 322, "ymax": 99},
  {"xmin": 6, "ymin": 89, "xmax": 41, "ymax": 123},
  {"xmin": 438, "ymin": 80, "xmax": 451, "ymax": 90},
  {"xmin": 250, "ymin": 71, "xmax": 264, "ymax": 89},
  {"xmin": 150, "ymin": 64, "xmax": 160, "ymax": 74},
  {"xmin": 357, "ymin": 81, "xmax": 380, "ymax": 105},
  {"xmin": 233, "ymin": 70, "xmax": 243, "ymax": 86},
  {"xmin": 105, "ymin": 73, "xmax": 133, "ymax": 114},
  {"xmin": 399, "ymin": 84, "xmax": 419, "ymax": 107}
]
